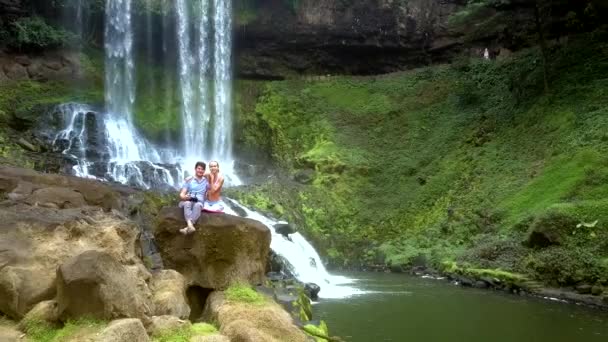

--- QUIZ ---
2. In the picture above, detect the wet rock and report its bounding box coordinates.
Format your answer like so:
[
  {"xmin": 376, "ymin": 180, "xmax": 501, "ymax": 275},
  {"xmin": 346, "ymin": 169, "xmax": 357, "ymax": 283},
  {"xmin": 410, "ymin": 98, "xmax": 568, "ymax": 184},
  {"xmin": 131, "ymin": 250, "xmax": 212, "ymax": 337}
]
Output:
[
  {"xmin": 474, "ymin": 281, "xmax": 489, "ymax": 289},
  {"xmin": 576, "ymin": 284, "xmax": 592, "ymax": 294},
  {"xmin": 591, "ymin": 285, "xmax": 603, "ymax": 296},
  {"xmin": 224, "ymin": 198, "xmax": 247, "ymax": 217},
  {"xmin": 304, "ymin": 283, "xmax": 320, "ymax": 300},
  {"xmin": 274, "ymin": 222, "xmax": 297, "ymax": 236}
]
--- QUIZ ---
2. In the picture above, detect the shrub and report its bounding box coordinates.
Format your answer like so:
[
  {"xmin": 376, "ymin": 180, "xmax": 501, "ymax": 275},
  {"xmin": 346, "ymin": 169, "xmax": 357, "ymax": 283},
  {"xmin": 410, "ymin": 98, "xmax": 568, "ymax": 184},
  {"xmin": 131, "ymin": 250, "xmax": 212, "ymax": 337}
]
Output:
[{"xmin": 1, "ymin": 17, "xmax": 77, "ymax": 51}]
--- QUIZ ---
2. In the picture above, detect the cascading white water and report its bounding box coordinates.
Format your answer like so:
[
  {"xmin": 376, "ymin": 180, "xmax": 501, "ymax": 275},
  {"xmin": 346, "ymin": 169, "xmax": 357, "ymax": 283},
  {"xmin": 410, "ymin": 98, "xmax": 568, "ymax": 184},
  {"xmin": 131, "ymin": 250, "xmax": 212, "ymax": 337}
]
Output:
[
  {"xmin": 104, "ymin": 0, "xmax": 135, "ymax": 120},
  {"xmin": 52, "ymin": 103, "xmax": 93, "ymax": 178},
  {"xmin": 224, "ymin": 201, "xmax": 365, "ymax": 299},
  {"xmin": 50, "ymin": 0, "xmax": 359, "ymax": 300},
  {"xmin": 103, "ymin": 0, "xmax": 179, "ymax": 188},
  {"xmin": 212, "ymin": 0, "xmax": 233, "ymax": 161},
  {"xmin": 176, "ymin": 0, "xmax": 238, "ymax": 181}
]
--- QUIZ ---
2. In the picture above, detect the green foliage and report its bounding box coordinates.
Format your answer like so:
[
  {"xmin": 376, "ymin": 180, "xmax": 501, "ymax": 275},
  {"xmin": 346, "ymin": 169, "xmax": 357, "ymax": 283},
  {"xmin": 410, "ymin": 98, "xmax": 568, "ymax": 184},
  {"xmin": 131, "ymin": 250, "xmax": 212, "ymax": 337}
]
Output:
[
  {"xmin": 153, "ymin": 323, "xmax": 218, "ymax": 342},
  {"xmin": 303, "ymin": 321, "xmax": 330, "ymax": 342},
  {"xmin": 225, "ymin": 283, "xmax": 267, "ymax": 305},
  {"xmin": 23, "ymin": 318, "xmax": 106, "ymax": 342},
  {"xmin": 1, "ymin": 17, "xmax": 77, "ymax": 51},
  {"xmin": 292, "ymin": 287, "xmax": 312, "ymax": 322},
  {"xmin": 236, "ymin": 32, "xmax": 608, "ymax": 284}
]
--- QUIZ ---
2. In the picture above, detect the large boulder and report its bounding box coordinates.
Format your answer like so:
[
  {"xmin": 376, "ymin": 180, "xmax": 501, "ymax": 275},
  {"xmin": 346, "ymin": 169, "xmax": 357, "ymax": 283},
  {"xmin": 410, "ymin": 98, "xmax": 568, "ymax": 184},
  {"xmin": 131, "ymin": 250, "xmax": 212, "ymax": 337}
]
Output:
[
  {"xmin": 202, "ymin": 291, "xmax": 308, "ymax": 342},
  {"xmin": 145, "ymin": 315, "xmax": 190, "ymax": 337},
  {"xmin": 150, "ymin": 270, "xmax": 191, "ymax": 319},
  {"xmin": 0, "ymin": 202, "xmax": 142, "ymax": 319},
  {"xmin": 56, "ymin": 250, "xmax": 153, "ymax": 321},
  {"xmin": 97, "ymin": 319, "xmax": 150, "ymax": 342},
  {"xmin": 18, "ymin": 300, "xmax": 61, "ymax": 330},
  {"xmin": 155, "ymin": 207, "xmax": 271, "ymax": 289}
]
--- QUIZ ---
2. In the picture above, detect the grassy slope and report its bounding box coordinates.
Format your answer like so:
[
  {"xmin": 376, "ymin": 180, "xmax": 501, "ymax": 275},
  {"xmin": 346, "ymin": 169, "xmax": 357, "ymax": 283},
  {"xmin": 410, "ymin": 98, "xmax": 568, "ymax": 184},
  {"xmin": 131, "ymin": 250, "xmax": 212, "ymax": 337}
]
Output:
[{"xmin": 232, "ymin": 31, "xmax": 608, "ymax": 287}]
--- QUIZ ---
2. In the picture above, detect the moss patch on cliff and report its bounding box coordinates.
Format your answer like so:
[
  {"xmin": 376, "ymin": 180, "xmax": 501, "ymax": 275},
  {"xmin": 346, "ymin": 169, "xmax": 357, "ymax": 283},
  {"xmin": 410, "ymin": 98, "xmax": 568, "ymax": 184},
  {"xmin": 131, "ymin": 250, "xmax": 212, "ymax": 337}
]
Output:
[{"xmin": 232, "ymin": 32, "xmax": 608, "ymax": 287}]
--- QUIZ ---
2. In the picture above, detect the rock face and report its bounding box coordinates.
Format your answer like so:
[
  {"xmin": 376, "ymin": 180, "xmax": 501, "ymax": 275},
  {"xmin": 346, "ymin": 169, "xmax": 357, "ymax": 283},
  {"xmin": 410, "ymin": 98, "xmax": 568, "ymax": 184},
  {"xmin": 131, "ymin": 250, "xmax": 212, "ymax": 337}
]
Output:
[
  {"xmin": 202, "ymin": 291, "xmax": 308, "ymax": 342},
  {"xmin": 155, "ymin": 207, "xmax": 271, "ymax": 289},
  {"xmin": 150, "ymin": 270, "xmax": 190, "ymax": 319},
  {"xmin": 235, "ymin": 0, "xmax": 466, "ymax": 78},
  {"xmin": 56, "ymin": 250, "xmax": 153, "ymax": 321},
  {"xmin": 97, "ymin": 318, "xmax": 150, "ymax": 342},
  {"xmin": 0, "ymin": 51, "xmax": 84, "ymax": 84},
  {"xmin": 0, "ymin": 166, "xmax": 140, "ymax": 319}
]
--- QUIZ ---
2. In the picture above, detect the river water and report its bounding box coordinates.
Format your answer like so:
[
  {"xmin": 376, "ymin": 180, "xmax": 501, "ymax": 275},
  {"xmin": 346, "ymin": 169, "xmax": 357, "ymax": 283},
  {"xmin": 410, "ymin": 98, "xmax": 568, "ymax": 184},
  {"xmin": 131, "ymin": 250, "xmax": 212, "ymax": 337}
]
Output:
[{"xmin": 315, "ymin": 272, "xmax": 608, "ymax": 342}]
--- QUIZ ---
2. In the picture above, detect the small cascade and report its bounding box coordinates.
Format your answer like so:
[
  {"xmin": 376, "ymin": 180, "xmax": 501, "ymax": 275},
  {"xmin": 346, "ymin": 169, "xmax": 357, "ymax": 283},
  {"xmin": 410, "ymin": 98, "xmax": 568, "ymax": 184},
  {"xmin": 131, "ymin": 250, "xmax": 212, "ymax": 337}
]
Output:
[
  {"xmin": 224, "ymin": 199, "xmax": 364, "ymax": 299},
  {"xmin": 52, "ymin": 103, "xmax": 97, "ymax": 177},
  {"xmin": 49, "ymin": 103, "xmax": 181, "ymax": 189}
]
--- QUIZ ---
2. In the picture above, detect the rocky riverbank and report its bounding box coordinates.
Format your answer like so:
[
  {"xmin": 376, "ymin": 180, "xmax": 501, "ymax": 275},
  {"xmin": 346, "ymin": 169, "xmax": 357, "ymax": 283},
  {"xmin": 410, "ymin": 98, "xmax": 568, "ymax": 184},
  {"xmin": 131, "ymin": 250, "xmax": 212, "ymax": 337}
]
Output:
[{"xmin": 0, "ymin": 165, "xmax": 327, "ymax": 341}]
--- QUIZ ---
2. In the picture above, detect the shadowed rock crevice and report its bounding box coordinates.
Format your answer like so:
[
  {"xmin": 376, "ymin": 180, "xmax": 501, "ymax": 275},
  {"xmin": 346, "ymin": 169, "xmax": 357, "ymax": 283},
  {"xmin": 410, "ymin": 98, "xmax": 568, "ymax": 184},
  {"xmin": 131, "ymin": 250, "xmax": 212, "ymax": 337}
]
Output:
[{"xmin": 186, "ymin": 286, "xmax": 213, "ymax": 322}]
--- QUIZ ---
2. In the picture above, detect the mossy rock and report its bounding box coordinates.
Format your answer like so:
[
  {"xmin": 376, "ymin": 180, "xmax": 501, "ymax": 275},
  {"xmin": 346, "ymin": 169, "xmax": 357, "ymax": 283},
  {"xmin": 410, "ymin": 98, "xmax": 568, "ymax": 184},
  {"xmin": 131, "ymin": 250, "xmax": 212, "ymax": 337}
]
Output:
[{"xmin": 525, "ymin": 211, "xmax": 578, "ymax": 248}]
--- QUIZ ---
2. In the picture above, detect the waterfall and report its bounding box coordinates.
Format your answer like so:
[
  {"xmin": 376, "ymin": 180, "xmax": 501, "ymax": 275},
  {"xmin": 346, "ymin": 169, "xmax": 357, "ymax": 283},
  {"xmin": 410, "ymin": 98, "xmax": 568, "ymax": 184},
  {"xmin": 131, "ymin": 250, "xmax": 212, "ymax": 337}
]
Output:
[
  {"xmin": 176, "ymin": 0, "xmax": 235, "ymax": 168},
  {"xmin": 52, "ymin": 103, "xmax": 94, "ymax": 178},
  {"xmin": 104, "ymin": 0, "xmax": 135, "ymax": 120},
  {"xmin": 49, "ymin": 0, "xmax": 242, "ymax": 188},
  {"xmin": 47, "ymin": 0, "xmax": 359, "ymax": 300},
  {"xmin": 212, "ymin": 0, "xmax": 233, "ymax": 161},
  {"xmin": 225, "ymin": 201, "xmax": 365, "ymax": 299}
]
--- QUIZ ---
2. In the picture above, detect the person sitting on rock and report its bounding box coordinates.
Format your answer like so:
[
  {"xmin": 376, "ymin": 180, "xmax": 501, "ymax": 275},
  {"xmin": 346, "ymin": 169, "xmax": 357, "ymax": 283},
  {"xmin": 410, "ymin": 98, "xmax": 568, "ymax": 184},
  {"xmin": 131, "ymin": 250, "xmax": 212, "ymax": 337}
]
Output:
[
  {"xmin": 178, "ymin": 161, "xmax": 209, "ymax": 234},
  {"xmin": 203, "ymin": 160, "xmax": 225, "ymax": 213}
]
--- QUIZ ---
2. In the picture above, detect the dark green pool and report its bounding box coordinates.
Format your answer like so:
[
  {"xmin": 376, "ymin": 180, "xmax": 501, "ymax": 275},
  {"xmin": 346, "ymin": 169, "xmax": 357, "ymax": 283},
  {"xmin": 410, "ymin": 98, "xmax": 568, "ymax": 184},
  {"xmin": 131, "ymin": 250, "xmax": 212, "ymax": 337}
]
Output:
[{"xmin": 315, "ymin": 272, "xmax": 608, "ymax": 342}]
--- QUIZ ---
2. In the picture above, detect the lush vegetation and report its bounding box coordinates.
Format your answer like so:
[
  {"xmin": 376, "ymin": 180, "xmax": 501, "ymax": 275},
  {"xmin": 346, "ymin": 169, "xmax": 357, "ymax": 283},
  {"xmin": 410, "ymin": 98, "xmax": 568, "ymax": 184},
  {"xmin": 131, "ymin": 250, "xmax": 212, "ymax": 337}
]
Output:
[
  {"xmin": 22, "ymin": 318, "xmax": 106, "ymax": 342},
  {"xmin": 152, "ymin": 323, "xmax": 218, "ymax": 342},
  {"xmin": 225, "ymin": 283, "xmax": 267, "ymax": 305},
  {"xmin": 231, "ymin": 31, "xmax": 608, "ymax": 288},
  {"xmin": 0, "ymin": 16, "xmax": 77, "ymax": 51}
]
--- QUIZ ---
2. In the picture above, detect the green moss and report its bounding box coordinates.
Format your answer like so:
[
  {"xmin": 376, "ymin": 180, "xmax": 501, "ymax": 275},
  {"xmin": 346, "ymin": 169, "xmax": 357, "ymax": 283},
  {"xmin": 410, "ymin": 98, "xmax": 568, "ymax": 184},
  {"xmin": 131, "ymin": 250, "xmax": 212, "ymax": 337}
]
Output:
[
  {"xmin": 225, "ymin": 283, "xmax": 266, "ymax": 305},
  {"xmin": 22, "ymin": 318, "xmax": 106, "ymax": 342},
  {"xmin": 500, "ymin": 150, "xmax": 602, "ymax": 225},
  {"xmin": 191, "ymin": 323, "xmax": 218, "ymax": 336},
  {"xmin": 153, "ymin": 323, "xmax": 218, "ymax": 342}
]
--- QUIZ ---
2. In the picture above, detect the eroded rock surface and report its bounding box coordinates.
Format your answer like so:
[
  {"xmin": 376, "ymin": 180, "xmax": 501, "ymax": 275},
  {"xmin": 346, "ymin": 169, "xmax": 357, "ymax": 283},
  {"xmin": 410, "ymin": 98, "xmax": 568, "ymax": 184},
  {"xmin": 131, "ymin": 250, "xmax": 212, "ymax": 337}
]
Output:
[{"xmin": 155, "ymin": 207, "xmax": 271, "ymax": 289}]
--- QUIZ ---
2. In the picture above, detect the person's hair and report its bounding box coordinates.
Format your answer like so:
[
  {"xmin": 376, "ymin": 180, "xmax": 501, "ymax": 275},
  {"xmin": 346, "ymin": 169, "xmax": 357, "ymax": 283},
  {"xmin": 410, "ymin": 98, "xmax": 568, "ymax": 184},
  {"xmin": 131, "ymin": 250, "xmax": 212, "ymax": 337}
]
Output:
[
  {"xmin": 195, "ymin": 161, "xmax": 206, "ymax": 170},
  {"xmin": 210, "ymin": 160, "xmax": 219, "ymax": 168}
]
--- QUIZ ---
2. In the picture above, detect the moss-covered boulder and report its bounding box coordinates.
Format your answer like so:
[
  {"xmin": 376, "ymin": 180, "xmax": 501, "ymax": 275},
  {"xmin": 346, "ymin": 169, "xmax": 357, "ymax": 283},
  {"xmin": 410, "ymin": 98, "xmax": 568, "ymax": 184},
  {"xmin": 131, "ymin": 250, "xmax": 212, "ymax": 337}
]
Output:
[
  {"xmin": 202, "ymin": 287, "xmax": 308, "ymax": 342},
  {"xmin": 525, "ymin": 211, "xmax": 578, "ymax": 248},
  {"xmin": 154, "ymin": 207, "xmax": 271, "ymax": 289}
]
